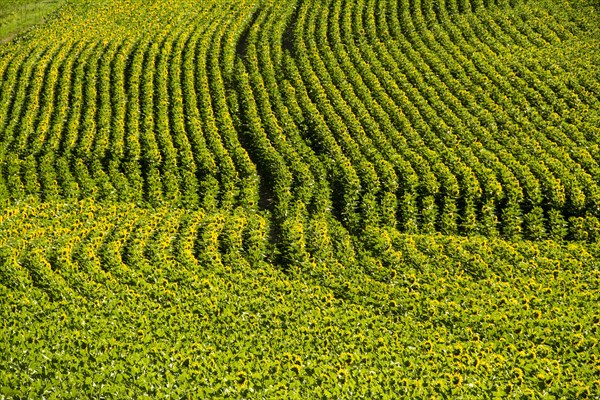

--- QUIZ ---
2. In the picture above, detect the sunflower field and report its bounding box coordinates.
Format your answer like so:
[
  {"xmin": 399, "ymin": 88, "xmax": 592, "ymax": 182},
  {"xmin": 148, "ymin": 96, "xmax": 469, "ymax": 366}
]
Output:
[{"xmin": 0, "ymin": 0, "xmax": 598, "ymax": 397}]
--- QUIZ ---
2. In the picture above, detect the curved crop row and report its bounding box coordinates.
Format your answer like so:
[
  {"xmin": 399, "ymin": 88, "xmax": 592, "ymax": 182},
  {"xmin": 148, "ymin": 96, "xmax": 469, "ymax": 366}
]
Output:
[
  {"xmin": 0, "ymin": 0, "xmax": 260, "ymax": 212},
  {"xmin": 1, "ymin": 0, "xmax": 598, "ymax": 243}
]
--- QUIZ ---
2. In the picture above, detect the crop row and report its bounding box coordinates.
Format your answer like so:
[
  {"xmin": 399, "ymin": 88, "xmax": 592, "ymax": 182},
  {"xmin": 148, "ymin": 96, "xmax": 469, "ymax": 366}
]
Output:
[
  {"xmin": 0, "ymin": 0, "xmax": 261, "ymax": 212},
  {"xmin": 285, "ymin": 0, "xmax": 594, "ymax": 235},
  {"xmin": 228, "ymin": 0, "xmax": 600, "ymax": 242},
  {"xmin": 0, "ymin": 0, "xmax": 598, "ymax": 248}
]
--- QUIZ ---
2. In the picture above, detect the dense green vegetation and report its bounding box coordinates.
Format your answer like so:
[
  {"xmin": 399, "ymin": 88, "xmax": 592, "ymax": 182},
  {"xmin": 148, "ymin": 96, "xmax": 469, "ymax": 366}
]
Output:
[
  {"xmin": 0, "ymin": 0, "xmax": 598, "ymax": 397},
  {"xmin": 1, "ymin": 200, "xmax": 599, "ymax": 397}
]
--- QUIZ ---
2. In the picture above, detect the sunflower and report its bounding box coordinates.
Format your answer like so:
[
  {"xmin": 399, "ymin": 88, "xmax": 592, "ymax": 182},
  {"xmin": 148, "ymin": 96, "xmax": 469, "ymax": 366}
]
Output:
[
  {"xmin": 337, "ymin": 368, "xmax": 349, "ymax": 383},
  {"xmin": 451, "ymin": 374, "xmax": 463, "ymax": 386},
  {"xmin": 290, "ymin": 364, "xmax": 302, "ymax": 375},
  {"xmin": 236, "ymin": 371, "xmax": 247, "ymax": 387}
]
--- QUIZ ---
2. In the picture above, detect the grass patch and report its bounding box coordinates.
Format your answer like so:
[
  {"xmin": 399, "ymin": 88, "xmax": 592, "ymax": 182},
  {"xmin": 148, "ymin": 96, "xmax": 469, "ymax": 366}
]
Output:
[{"xmin": 0, "ymin": 0, "xmax": 65, "ymax": 41}]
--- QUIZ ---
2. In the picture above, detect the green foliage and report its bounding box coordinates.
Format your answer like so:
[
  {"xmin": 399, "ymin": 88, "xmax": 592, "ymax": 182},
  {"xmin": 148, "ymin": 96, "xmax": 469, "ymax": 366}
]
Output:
[
  {"xmin": 0, "ymin": 0, "xmax": 598, "ymax": 396},
  {"xmin": 0, "ymin": 200, "xmax": 598, "ymax": 397},
  {"xmin": 0, "ymin": 0, "xmax": 598, "ymax": 241}
]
